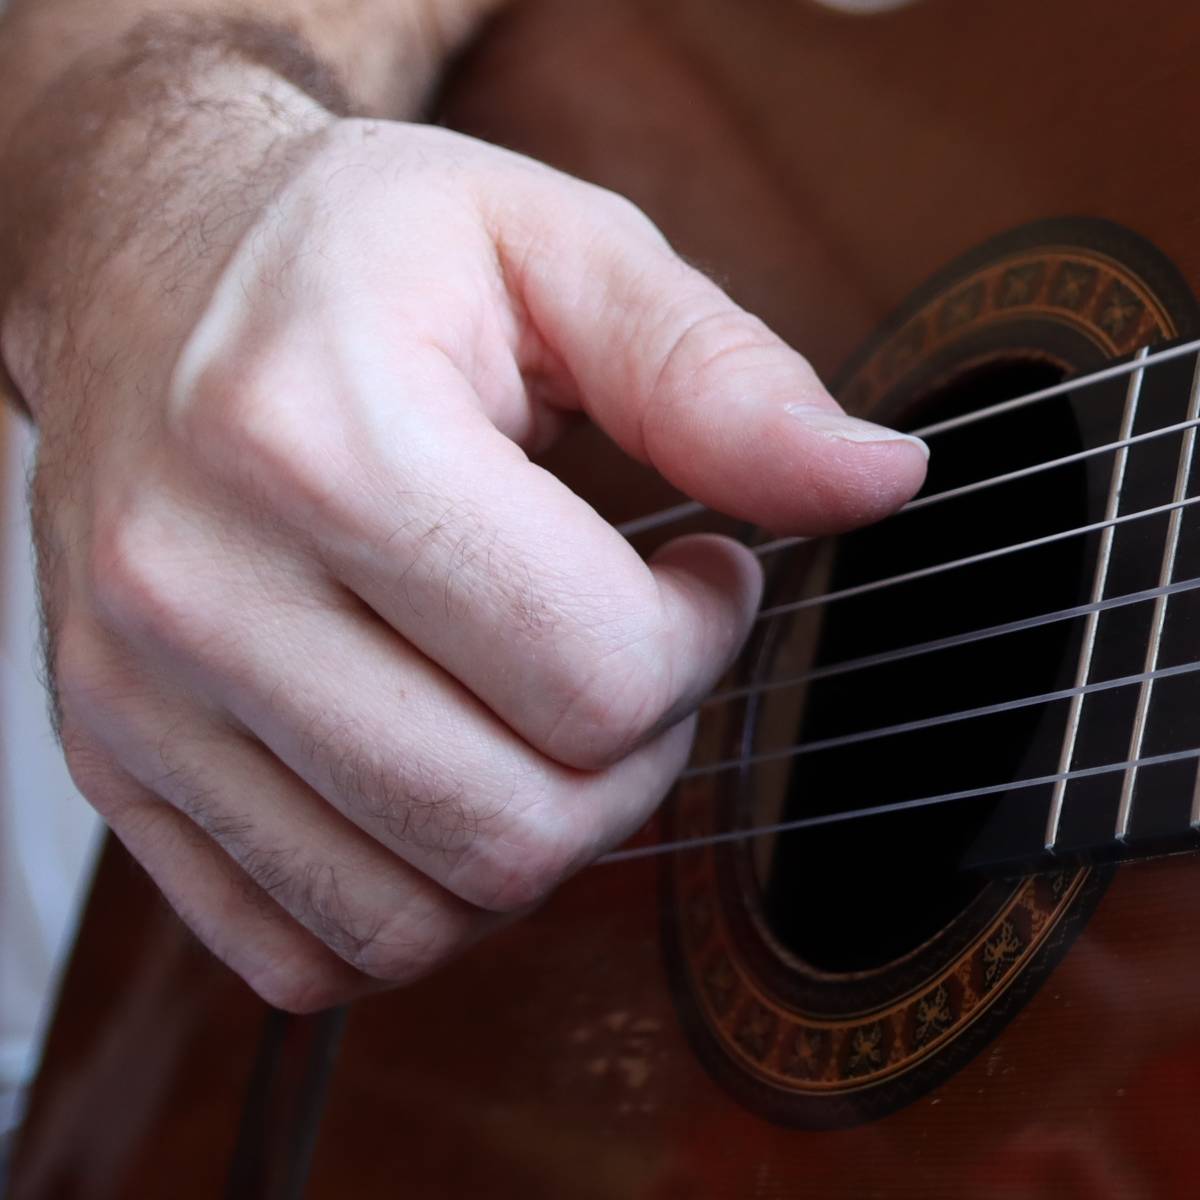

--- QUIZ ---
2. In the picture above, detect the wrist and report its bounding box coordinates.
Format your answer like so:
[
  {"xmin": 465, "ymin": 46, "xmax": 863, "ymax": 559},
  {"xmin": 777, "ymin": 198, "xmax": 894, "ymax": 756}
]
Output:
[
  {"xmin": 0, "ymin": 47, "xmax": 333, "ymax": 421},
  {"xmin": 0, "ymin": 2, "xmax": 508, "ymax": 420}
]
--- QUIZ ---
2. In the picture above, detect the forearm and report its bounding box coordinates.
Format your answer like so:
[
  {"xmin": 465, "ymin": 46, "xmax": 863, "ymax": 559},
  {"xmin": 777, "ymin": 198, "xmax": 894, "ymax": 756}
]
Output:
[
  {"xmin": 0, "ymin": 0, "xmax": 500, "ymax": 132},
  {"xmin": 0, "ymin": 0, "xmax": 502, "ymax": 417}
]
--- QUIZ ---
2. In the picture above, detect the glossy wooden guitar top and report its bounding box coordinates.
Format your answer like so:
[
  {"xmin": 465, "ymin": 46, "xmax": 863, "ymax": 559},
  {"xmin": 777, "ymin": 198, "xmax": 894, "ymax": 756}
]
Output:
[{"xmin": 12, "ymin": 0, "xmax": 1200, "ymax": 1196}]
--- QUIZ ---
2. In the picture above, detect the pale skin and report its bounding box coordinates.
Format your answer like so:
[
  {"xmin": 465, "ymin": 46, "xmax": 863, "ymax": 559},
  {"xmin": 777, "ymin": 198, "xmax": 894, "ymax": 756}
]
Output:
[{"xmin": 0, "ymin": 0, "xmax": 928, "ymax": 1011}]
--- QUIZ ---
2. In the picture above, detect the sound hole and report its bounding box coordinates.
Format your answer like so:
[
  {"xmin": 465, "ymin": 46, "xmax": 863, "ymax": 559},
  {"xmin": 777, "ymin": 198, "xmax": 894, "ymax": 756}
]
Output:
[{"xmin": 751, "ymin": 361, "xmax": 1089, "ymax": 973}]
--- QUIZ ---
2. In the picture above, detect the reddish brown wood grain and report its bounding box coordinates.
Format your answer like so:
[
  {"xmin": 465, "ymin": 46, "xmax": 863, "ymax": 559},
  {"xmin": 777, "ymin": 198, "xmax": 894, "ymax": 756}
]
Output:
[
  {"xmin": 305, "ymin": 854, "xmax": 1200, "ymax": 1200},
  {"xmin": 12, "ymin": 0, "xmax": 1200, "ymax": 1195}
]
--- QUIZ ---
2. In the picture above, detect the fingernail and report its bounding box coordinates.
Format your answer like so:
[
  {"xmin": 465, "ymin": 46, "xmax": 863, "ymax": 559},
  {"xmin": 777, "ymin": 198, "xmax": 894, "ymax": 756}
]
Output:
[{"xmin": 786, "ymin": 407, "xmax": 930, "ymax": 460}]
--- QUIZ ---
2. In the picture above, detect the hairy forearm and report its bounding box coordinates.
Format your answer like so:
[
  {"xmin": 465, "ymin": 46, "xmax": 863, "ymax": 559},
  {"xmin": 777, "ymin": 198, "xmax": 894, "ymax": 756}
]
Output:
[
  {"xmin": 0, "ymin": 0, "xmax": 500, "ymax": 131},
  {"xmin": 0, "ymin": 0, "xmax": 502, "ymax": 416}
]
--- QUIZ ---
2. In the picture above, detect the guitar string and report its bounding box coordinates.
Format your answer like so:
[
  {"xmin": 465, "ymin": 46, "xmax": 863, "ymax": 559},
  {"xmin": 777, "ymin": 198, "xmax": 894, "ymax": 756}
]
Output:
[
  {"xmin": 619, "ymin": 414, "xmax": 1200, "ymax": 552},
  {"xmin": 685, "ymin": 658, "xmax": 1200, "ymax": 778},
  {"xmin": 614, "ymin": 337, "xmax": 1200, "ymax": 538},
  {"xmin": 611, "ymin": 386, "xmax": 1200, "ymax": 609},
  {"xmin": 707, "ymin": 575, "xmax": 1200, "ymax": 704},
  {"xmin": 747, "ymin": 414, "xmax": 1200, "ymax": 561},
  {"xmin": 754, "ymin": 493, "xmax": 1200, "ymax": 619},
  {"xmin": 601, "ymin": 345, "xmax": 1200, "ymax": 865},
  {"xmin": 597, "ymin": 745, "xmax": 1200, "ymax": 865},
  {"xmin": 910, "ymin": 341, "xmax": 1199, "ymax": 438},
  {"xmin": 880, "ymin": 415, "xmax": 1200, "ymax": 515}
]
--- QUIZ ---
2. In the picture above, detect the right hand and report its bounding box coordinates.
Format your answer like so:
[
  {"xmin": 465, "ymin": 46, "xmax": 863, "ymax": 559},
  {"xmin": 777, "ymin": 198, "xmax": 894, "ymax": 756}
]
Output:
[{"xmin": 14, "ymin": 104, "xmax": 927, "ymax": 1010}]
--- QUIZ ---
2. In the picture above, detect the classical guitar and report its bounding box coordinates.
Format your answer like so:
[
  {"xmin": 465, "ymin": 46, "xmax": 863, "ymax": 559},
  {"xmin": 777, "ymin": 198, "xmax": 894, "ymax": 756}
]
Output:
[{"xmin": 12, "ymin": 1, "xmax": 1200, "ymax": 1196}]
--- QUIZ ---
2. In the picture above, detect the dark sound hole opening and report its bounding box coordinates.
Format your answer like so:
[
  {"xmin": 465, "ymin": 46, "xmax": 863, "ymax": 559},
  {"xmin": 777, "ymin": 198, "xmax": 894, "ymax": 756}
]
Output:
[{"xmin": 755, "ymin": 360, "xmax": 1089, "ymax": 974}]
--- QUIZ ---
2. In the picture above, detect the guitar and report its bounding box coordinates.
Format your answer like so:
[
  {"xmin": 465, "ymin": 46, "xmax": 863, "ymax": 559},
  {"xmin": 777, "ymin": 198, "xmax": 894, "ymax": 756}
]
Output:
[{"xmin": 12, "ymin": 0, "xmax": 1200, "ymax": 1196}]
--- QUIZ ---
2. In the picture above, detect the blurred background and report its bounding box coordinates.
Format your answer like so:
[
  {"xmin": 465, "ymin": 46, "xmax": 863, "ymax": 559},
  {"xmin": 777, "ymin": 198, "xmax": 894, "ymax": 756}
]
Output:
[{"xmin": 0, "ymin": 403, "xmax": 101, "ymax": 1143}]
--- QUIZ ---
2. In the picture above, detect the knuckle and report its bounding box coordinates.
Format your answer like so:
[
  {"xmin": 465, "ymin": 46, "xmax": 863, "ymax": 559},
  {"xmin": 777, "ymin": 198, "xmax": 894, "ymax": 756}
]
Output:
[
  {"xmin": 578, "ymin": 180, "xmax": 667, "ymax": 244},
  {"xmin": 170, "ymin": 353, "xmax": 344, "ymax": 529},
  {"xmin": 291, "ymin": 863, "xmax": 381, "ymax": 970},
  {"xmin": 649, "ymin": 306, "xmax": 779, "ymax": 414},
  {"xmin": 457, "ymin": 800, "xmax": 587, "ymax": 913},
  {"xmin": 301, "ymin": 717, "xmax": 476, "ymax": 857},
  {"xmin": 540, "ymin": 637, "xmax": 670, "ymax": 769},
  {"xmin": 258, "ymin": 857, "xmax": 449, "ymax": 986},
  {"xmin": 345, "ymin": 909, "xmax": 451, "ymax": 985},
  {"xmin": 88, "ymin": 502, "xmax": 195, "ymax": 644},
  {"xmin": 244, "ymin": 951, "xmax": 352, "ymax": 1014}
]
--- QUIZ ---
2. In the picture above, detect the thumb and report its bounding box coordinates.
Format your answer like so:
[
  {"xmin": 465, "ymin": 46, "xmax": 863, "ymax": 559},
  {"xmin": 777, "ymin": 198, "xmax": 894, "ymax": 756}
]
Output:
[{"xmin": 505, "ymin": 185, "xmax": 927, "ymax": 535}]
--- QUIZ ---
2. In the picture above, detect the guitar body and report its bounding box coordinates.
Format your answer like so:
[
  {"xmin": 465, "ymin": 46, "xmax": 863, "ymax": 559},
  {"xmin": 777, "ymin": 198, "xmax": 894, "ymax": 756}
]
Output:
[{"xmin": 12, "ymin": 1, "xmax": 1200, "ymax": 1196}]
